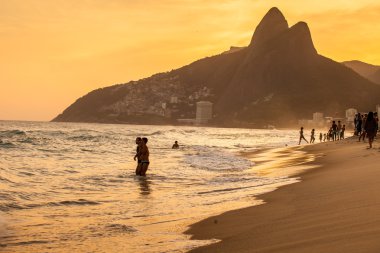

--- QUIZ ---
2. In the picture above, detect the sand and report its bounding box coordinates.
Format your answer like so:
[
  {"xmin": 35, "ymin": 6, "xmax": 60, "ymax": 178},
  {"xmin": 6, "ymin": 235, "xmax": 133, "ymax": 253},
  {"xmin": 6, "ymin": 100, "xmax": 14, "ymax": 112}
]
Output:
[{"xmin": 186, "ymin": 138, "xmax": 380, "ymax": 253}]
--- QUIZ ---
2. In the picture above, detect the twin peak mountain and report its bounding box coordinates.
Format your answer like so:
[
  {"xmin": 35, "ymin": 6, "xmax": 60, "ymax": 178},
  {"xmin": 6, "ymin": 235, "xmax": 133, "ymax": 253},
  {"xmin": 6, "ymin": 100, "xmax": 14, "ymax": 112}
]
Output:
[{"xmin": 53, "ymin": 7, "xmax": 380, "ymax": 127}]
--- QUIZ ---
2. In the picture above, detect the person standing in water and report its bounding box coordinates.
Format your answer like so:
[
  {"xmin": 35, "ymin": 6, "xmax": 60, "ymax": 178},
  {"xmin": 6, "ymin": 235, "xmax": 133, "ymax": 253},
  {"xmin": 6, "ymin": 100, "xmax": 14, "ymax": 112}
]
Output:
[
  {"xmin": 133, "ymin": 137, "xmax": 142, "ymax": 175},
  {"xmin": 319, "ymin": 132, "xmax": 323, "ymax": 142},
  {"xmin": 172, "ymin": 141, "xmax": 179, "ymax": 149},
  {"xmin": 299, "ymin": 127, "xmax": 309, "ymax": 145},
  {"xmin": 139, "ymin": 137, "xmax": 150, "ymax": 176}
]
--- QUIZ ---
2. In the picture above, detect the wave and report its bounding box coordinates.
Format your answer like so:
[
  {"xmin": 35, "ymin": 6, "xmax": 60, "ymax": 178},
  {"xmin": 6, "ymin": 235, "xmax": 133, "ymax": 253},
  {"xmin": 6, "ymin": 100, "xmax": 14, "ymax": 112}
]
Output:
[
  {"xmin": 105, "ymin": 224, "xmax": 137, "ymax": 233},
  {"xmin": 0, "ymin": 199, "xmax": 100, "ymax": 212},
  {"xmin": 67, "ymin": 134, "xmax": 101, "ymax": 141},
  {"xmin": 0, "ymin": 203, "xmax": 25, "ymax": 212},
  {"xmin": 0, "ymin": 130, "xmax": 26, "ymax": 137},
  {"xmin": 197, "ymin": 182, "xmax": 271, "ymax": 195},
  {"xmin": 148, "ymin": 131, "xmax": 163, "ymax": 136},
  {"xmin": 2, "ymin": 240, "xmax": 50, "ymax": 247},
  {"xmin": 184, "ymin": 146, "xmax": 254, "ymax": 171},
  {"xmin": 47, "ymin": 199, "xmax": 100, "ymax": 207},
  {"xmin": 18, "ymin": 171, "xmax": 35, "ymax": 177},
  {"xmin": 0, "ymin": 142, "xmax": 16, "ymax": 148}
]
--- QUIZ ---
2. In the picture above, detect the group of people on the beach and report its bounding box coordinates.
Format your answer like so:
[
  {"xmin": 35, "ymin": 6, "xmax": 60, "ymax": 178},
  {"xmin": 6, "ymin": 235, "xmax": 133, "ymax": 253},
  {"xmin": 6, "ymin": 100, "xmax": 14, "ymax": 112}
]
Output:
[
  {"xmin": 299, "ymin": 111, "xmax": 379, "ymax": 148},
  {"xmin": 354, "ymin": 111, "xmax": 379, "ymax": 148}
]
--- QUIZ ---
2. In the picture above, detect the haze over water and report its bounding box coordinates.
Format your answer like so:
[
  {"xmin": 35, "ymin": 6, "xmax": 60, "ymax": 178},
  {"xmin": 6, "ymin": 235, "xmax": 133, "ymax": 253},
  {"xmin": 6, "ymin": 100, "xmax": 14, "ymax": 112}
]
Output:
[{"xmin": 1, "ymin": 121, "xmax": 309, "ymax": 252}]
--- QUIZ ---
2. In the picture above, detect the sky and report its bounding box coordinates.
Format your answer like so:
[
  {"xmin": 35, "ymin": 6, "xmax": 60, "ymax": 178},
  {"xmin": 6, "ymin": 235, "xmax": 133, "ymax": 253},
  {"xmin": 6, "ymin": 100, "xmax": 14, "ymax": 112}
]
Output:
[{"xmin": 1, "ymin": 0, "xmax": 380, "ymax": 121}]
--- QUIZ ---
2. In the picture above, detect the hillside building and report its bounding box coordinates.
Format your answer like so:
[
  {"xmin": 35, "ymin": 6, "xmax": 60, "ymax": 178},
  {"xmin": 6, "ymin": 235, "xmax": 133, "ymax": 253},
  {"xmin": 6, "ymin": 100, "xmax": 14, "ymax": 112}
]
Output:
[{"xmin": 196, "ymin": 101, "xmax": 213, "ymax": 124}]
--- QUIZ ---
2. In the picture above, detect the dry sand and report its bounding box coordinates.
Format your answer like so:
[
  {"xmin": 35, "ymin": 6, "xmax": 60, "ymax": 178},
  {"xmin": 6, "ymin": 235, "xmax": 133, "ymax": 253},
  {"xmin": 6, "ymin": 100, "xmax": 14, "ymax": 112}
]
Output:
[{"xmin": 186, "ymin": 138, "xmax": 380, "ymax": 253}]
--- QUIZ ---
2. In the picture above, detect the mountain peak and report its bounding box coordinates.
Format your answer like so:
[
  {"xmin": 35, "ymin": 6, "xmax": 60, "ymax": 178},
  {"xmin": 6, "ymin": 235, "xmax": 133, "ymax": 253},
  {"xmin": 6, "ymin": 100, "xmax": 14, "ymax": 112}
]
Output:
[
  {"xmin": 249, "ymin": 7, "xmax": 288, "ymax": 47},
  {"xmin": 287, "ymin": 22, "xmax": 317, "ymax": 55}
]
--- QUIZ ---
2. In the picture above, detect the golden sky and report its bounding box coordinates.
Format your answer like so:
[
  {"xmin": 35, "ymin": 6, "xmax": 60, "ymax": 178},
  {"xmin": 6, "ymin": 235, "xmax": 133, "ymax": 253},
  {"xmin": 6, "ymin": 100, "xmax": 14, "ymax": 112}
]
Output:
[{"xmin": 1, "ymin": 0, "xmax": 380, "ymax": 121}]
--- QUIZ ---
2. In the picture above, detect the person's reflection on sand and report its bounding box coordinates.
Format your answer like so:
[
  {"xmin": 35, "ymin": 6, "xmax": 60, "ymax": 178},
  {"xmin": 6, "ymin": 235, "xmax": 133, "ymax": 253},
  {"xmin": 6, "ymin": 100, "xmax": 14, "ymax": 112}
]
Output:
[{"xmin": 138, "ymin": 177, "xmax": 152, "ymax": 196}]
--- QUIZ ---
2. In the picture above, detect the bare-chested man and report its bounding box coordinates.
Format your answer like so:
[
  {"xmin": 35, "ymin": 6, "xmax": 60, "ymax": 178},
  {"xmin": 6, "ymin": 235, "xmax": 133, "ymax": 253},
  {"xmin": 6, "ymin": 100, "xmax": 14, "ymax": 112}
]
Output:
[
  {"xmin": 138, "ymin": 137, "xmax": 150, "ymax": 176},
  {"xmin": 134, "ymin": 137, "xmax": 142, "ymax": 175}
]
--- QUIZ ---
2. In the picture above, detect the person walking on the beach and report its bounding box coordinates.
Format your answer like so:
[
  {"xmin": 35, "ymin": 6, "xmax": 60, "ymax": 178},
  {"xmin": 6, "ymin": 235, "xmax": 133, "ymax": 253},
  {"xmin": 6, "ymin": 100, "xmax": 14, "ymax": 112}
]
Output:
[
  {"xmin": 337, "ymin": 121, "xmax": 342, "ymax": 140},
  {"xmin": 365, "ymin": 112, "xmax": 377, "ymax": 149},
  {"xmin": 139, "ymin": 137, "xmax": 150, "ymax": 176},
  {"xmin": 134, "ymin": 137, "xmax": 142, "ymax": 175},
  {"xmin": 323, "ymin": 133, "xmax": 327, "ymax": 142},
  {"xmin": 331, "ymin": 121, "xmax": 338, "ymax": 141},
  {"xmin": 356, "ymin": 113, "xmax": 362, "ymax": 136},
  {"xmin": 319, "ymin": 132, "xmax": 323, "ymax": 142},
  {"xmin": 299, "ymin": 127, "xmax": 308, "ymax": 145},
  {"xmin": 359, "ymin": 114, "xmax": 367, "ymax": 142},
  {"xmin": 310, "ymin": 129, "xmax": 315, "ymax": 143},
  {"xmin": 374, "ymin": 112, "xmax": 379, "ymax": 136}
]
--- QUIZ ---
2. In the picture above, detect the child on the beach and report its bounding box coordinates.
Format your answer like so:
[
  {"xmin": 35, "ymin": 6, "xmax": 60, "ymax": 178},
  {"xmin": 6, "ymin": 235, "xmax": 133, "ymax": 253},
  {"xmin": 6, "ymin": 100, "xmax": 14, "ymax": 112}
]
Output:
[
  {"xmin": 340, "ymin": 125, "xmax": 345, "ymax": 139},
  {"xmin": 310, "ymin": 129, "xmax": 315, "ymax": 143}
]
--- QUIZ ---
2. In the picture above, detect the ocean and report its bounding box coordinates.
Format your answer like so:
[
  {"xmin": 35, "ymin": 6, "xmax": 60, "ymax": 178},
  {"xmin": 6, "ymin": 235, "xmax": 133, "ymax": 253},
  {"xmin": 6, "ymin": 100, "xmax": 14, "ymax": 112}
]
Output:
[{"xmin": 0, "ymin": 121, "xmax": 311, "ymax": 252}]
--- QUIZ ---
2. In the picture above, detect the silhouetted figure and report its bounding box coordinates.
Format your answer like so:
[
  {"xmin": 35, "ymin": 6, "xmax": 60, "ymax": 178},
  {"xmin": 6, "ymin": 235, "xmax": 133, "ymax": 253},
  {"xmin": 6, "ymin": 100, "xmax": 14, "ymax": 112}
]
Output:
[
  {"xmin": 355, "ymin": 113, "xmax": 362, "ymax": 136},
  {"xmin": 134, "ymin": 137, "xmax": 142, "ymax": 175},
  {"xmin": 298, "ymin": 127, "xmax": 308, "ymax": 145},
  {"xmin": 365, "ymin": 112, "xmax": 377, "ymax": 148},
  {"xmin": 328, "ymin": 128, "xmax": 333, "ymax": 141},
  {"xmin": 310, "ymin": 129, "xmax": 315, "ymax": 143},
  {"xmin": 319, "ymin": 132, "xmax": 322, "ymax": 142},
  {"xmin": 374, "ymin": 112, "xmax": 379, "ymax": 136},
  {"xmin": 172, "ymin": 141, "xmax": 179, "ymax": 149},
  {"xmin": 337, "ymin": 121, "xmax": 342, "ymax": 140},
  {"xmin": 331, "ymin": 121, "xmax": 338, "ymax": 141},
  {"xmin": 359, "ymin": 114, "xmax": 367, "ymax": 142},
  {"xmin": 323, "ymin": 133, "xmax": 327, "ymax": 142},
  {"xmin": 340, "ymin": 124, "xmax": 346, "ymax": 139},
  {"xmin": 139, "ymin": 137, "xmax": 150, "ymax": 176}
]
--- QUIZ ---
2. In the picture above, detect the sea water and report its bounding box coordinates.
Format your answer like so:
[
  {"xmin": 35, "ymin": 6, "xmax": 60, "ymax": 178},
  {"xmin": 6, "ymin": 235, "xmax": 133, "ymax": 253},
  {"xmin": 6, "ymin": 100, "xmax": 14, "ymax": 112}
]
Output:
[{"xmin": 0, "ymin": 121, "xmax": 305, "ymax": 252}]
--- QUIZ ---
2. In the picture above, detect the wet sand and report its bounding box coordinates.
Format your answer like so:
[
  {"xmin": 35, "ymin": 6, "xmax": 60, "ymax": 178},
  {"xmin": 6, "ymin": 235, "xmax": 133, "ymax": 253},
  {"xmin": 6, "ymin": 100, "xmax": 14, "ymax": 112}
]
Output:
[{"xmin": 186, "ymin": 138, "xmax": 380, "ymax": 253}]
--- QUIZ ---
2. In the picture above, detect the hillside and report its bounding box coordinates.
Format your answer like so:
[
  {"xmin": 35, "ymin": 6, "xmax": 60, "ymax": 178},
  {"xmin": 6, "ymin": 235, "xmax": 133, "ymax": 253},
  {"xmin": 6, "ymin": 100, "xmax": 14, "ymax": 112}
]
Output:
[
  {"xmin": 342, "ymin": 60, "xmax": 380, "ymax": 85},
  {"xmin": 53, "ymin": 7, "xmax": 380, "ymax": 127}
]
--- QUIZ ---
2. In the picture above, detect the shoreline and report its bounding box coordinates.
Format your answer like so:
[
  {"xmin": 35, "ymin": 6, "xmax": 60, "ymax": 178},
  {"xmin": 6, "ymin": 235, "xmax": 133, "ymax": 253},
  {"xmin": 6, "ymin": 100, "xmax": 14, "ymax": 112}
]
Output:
[{"xmin": 185, "ymin": 137, "xmax": 380, "ymax": 252}]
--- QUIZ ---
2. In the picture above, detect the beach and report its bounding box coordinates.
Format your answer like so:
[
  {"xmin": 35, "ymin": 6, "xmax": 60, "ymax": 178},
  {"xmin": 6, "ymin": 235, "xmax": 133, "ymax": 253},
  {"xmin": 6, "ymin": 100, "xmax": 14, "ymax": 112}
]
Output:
[{"xmin": 186, "ymin": 138, "xmax": 380, "ymax": 253}]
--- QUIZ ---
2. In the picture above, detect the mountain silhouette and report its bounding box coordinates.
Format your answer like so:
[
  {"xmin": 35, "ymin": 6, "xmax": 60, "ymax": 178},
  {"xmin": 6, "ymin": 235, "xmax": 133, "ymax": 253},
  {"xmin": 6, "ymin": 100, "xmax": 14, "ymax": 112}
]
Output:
[
  {"xmin": 53, "ymin": 7, "xmax": 380, "ymax": 127},
  {"xmin": 342, "ymin": 60, "xmax": 380, "ymax": 85}
]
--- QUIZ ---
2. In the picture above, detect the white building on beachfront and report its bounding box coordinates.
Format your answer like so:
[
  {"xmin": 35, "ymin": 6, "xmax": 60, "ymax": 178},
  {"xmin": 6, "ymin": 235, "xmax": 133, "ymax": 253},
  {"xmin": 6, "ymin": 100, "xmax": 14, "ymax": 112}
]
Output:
[
  {"xmin": 313, "ymin": 112, "xmax": 324, "ymax": 121},
  {"xmin": 312, "ymin": 112, "xmax": 325, "ymax": 127},
  {"xmin": 346, "ymin": 108, "xmax": 357, "ymax": 128},
  {"xmin": 346, "ymin": 108, "xmax": 357, "ymax": 120},
  {"xmin": 196, "ymin": 101, "xmax": 213, "ymax": 124},
  {"xmin": 170, "ymin": 96, "xmax": 178, "ymax": 104}
]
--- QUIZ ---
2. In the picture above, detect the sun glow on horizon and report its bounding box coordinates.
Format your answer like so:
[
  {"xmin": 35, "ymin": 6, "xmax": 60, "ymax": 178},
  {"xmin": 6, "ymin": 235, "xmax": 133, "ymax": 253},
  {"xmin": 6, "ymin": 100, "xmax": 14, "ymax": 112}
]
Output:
[{"xmin": 1, "ymin": 0, "xmax": 380, "ymax": 121}]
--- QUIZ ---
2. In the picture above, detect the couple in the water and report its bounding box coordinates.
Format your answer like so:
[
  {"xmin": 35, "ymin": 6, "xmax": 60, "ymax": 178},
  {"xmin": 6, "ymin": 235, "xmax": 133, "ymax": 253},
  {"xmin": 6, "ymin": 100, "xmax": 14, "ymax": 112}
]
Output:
[{"xmin": 134, "ymin": 137, "xmax": 150, "ymax": 176}]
